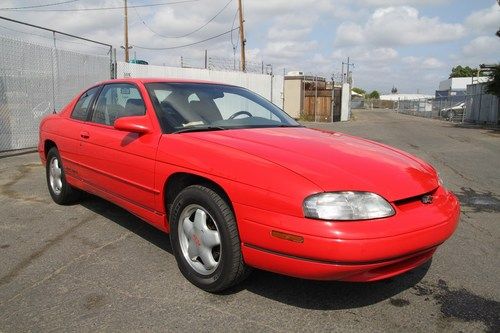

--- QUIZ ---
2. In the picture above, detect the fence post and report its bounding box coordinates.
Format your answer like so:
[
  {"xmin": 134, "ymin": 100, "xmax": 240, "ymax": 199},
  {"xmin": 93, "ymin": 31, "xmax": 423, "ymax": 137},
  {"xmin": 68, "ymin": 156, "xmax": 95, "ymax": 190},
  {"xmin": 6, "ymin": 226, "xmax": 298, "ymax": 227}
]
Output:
[
  {"xmin": 51, "ymin": 31, "xmax": 57, "ymax": 113},
  {"xmin": 477, "ymin": 86, "xmax": 483, "ymax": 122},
  {"xmin": 314, "ymin": 75, "xmax": 318, "ymax": 122},
  {"xmin": 270, "ymin": 74, "xmax": 273, "ymax": 104}
]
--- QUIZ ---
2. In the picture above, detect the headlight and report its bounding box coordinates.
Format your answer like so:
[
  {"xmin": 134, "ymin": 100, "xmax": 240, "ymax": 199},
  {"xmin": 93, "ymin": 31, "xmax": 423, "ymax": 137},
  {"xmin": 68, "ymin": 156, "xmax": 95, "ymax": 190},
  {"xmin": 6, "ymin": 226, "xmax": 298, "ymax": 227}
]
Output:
[{"xmin": 303, "ymin": 192, "xmax": 395, "ymax": 220}]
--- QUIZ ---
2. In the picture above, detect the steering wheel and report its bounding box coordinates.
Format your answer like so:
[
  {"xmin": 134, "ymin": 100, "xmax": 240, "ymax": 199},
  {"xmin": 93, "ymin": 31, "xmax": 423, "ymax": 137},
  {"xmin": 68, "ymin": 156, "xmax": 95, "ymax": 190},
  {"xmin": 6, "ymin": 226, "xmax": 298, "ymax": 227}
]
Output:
[{"xmin": 228, "ymin": 111, "xmax": 253, "ymax": 120}]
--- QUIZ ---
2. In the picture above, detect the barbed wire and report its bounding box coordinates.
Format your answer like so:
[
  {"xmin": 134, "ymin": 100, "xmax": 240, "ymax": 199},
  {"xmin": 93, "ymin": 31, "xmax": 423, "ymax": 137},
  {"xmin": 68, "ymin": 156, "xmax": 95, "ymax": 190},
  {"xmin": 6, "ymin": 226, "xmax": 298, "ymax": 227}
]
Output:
[{"xmin": 208, "ymin": 56, "xmax": 265, "ymax": 73}]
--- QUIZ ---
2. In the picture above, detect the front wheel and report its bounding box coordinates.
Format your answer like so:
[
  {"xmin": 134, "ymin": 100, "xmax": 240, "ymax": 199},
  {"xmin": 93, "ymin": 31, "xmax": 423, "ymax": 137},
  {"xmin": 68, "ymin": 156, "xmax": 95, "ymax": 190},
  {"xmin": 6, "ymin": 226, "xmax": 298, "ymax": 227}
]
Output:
[
  {"xmin": 169, "ymin": 185, "xmax": 250, "ymax": 292},
  {"xmin": 46, "ymin": 147, "xmax": 81, "ymax": 205},
  {"xmin": 447, "ymin": 110, "xmax": 455, "ymax": 121}
]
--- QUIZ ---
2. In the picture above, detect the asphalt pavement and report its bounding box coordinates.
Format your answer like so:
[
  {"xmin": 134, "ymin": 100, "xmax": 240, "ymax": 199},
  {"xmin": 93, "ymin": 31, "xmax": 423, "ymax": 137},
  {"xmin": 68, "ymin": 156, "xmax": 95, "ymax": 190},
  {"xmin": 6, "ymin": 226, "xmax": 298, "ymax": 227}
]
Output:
[{"xmin": 0, "ymin": 109, "xmax": 498, "ymax": 332}]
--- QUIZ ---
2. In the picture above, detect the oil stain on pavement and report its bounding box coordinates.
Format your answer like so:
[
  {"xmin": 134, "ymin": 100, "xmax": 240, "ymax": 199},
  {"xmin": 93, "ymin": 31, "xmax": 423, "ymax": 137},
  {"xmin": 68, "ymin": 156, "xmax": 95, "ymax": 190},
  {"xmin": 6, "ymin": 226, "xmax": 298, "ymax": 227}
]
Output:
[
  {"xmin": 455, "ymin": 187, "xmax": 500, "ymax": 213},
  {"xmin": 412, "ymin": 279, "xmax": 500, "ymax": 332}
]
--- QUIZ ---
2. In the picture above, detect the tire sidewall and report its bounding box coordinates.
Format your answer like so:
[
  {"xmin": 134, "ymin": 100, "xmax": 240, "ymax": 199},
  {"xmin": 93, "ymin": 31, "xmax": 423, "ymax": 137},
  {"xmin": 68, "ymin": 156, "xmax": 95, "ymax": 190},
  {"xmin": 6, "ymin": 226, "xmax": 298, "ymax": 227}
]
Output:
[
  {"xmin": 170, "ymin": 186, "xmax": 237, "ymax": 292},
  {"xmin": 46, "ymin": 148, "xmax": 69, "ymax": 204}
]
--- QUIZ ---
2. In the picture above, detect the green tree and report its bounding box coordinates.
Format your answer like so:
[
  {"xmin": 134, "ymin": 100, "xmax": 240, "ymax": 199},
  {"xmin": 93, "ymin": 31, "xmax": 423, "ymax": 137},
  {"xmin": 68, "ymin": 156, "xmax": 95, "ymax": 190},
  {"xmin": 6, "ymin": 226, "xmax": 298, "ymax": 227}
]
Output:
[
  {"xmin": 484, "ymin": 64, "xmax": 500, "ymax": 97},
  {"xmin": 449, "ymin": 65, "xmax": 479, "ymax": 78},
  {"xmin": 368, "ymin": 90, "xmax": 380, "ymax": 99},
  {"xmin": 352, "ymin": 87, "xmax": 366, "ymax": 95}
]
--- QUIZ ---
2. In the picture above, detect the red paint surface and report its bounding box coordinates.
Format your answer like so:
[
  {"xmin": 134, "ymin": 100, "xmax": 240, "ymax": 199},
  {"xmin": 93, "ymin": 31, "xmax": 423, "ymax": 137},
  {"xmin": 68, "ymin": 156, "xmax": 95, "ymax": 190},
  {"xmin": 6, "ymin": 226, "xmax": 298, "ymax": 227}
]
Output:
[{"xmin": 39, "ymin": 78, "xmax": 460, "ymax": 281}]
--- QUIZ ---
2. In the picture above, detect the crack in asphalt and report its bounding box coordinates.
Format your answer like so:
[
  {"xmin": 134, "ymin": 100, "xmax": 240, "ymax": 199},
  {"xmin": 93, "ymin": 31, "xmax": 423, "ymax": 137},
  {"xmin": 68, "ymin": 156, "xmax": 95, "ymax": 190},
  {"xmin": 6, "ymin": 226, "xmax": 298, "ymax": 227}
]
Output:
[
  {"xmin": 0, "ymin": 229, "xmax": 136, "ymax": 311},
  {"xmin": 0, "ymin": 214, "xmax": 98, "ymax": 288},
  {"xmin": 428, "ymin": 153, "xmax": 473, "ymax": 182},
  {"xmin": 0, "ymin": 163, "xmax": 49, "ymax": 204},
  {"xmin": 63, "ymin": 274, "xmax": 286, "ymax": 333}
]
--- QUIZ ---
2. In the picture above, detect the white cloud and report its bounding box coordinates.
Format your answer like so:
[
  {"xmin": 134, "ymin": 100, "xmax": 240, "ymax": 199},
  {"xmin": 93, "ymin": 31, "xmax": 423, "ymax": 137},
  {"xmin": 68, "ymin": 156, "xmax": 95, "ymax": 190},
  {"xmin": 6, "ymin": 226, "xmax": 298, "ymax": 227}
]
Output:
[
  {"xmin": 0, "ymin": 0, "xmax": 483, "ymax": 94},
  {"xmin": 402, "ymin": 56, "xmax": 444, "ymax": 69},
  {"xmin": 335, "ymin": 6, "xmax": 465, "ymax": 47},
  {"xmin": 333, "ymin": 46, "xmax": 398, "ymax": 63},
  {"xmin": 356, "ymin": 0, "xmax": 449, "ymax": 5},
  {"xmin": 421, "ymin": 57, "xmax": 445, "ymax": 69},
  {"xmin": 465, "ymin": 3, "xmax": 500, "ymax": 34},
  {"xmin": 462, "ymin": 36, "xmax": 500, "ymax": 58},
  {"xmin": 335, "ymin": 22, "xmax": 365, "ymax": 46}
]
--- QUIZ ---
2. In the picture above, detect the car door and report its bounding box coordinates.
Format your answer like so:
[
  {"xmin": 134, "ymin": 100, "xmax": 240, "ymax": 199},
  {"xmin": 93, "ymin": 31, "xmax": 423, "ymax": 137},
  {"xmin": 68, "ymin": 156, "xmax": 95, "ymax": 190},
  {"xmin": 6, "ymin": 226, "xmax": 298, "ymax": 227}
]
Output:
[
  {"xmin": 78, "ymin": 82, "xmax": 160, "ymax": 213},
  {"xmin": 55, "ymin": 86, "xmax": 100, "ymax": 178}
]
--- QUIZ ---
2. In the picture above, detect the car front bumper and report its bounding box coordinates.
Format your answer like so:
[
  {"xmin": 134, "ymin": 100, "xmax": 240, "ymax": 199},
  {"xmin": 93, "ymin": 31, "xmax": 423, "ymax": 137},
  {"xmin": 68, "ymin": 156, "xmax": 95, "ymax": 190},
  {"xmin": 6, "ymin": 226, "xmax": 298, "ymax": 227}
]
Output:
[{"xmin": 236, "ymin": 187, "xmax": 460, "ymax": 281}]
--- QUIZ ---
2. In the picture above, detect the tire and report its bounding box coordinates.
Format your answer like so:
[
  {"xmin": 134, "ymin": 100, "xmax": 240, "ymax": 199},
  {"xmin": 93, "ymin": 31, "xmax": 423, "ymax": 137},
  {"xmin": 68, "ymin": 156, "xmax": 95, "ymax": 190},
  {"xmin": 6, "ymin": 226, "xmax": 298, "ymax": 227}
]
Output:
[
  {"xmin": 46, "ymin": 147, "xmax": 81, "ymax": 205},
  {"xmin": 447, "ymin": 110, "xmax": 455, "ymax": 121},
  {"xmin": 169, "ymin": 185, "xmax": 250, "ymax": 292}
]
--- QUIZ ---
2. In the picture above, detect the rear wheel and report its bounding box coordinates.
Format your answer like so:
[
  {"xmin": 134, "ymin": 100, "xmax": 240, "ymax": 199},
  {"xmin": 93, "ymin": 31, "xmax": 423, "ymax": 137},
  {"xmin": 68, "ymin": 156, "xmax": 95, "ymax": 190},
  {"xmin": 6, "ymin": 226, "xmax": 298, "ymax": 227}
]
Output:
[
  {"xmin": 447, "ymin": 110, "xmax": 455, "ymax": 121},
  {"xmin": 170, "ymin": 185, "xmax": 249, "ymax": 292},
  {"xmin": 46, "ymin": 147, "xmax": 80, "ymax": 204}
]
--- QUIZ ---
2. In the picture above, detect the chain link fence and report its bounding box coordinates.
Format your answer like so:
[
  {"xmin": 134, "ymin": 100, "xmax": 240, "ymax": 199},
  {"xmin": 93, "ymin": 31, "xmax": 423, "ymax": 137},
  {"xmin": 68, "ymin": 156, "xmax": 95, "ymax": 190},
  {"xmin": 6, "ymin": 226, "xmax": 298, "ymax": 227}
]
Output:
[
  {"xmin": 395, "ymin": 91, "xmax": 499, "ymax": 125},
  {"xmin": 0, "ymin": 20, "xmax": 111, "ymax": 152},
  {"xmin": 395, "ymin": 98, "xmax": 468, "ymax": 123}
]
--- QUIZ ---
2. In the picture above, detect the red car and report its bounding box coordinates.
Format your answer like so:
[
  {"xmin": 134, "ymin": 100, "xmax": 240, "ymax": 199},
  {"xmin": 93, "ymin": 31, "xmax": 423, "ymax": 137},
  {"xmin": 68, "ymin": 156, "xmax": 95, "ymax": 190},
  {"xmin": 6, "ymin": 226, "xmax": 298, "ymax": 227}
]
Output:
[{"xmin": 39, "ymin": 78, "xmax": 460, "ymax": 292}]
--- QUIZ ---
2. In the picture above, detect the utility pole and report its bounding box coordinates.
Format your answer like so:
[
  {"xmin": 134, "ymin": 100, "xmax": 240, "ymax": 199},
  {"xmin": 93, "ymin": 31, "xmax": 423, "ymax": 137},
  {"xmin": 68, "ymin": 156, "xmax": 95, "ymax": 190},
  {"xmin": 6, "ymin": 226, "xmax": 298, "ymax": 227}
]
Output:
[
  {"xmin": 237, "ymin": 0, "xmax": 246, "ymax": 72},
  {"xmin": 342, "ymin": 57, "xmax": 355, "ymax": 84},
  {"xmin": 124, "ymin": 0, "xmax": 130, "ymax": 62}
]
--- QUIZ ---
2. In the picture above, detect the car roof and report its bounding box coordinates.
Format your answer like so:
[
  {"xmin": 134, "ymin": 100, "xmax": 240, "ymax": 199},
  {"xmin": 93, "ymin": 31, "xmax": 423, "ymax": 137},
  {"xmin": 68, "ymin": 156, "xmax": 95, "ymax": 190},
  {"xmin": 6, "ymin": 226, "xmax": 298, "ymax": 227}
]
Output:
[{"xmin": 96, "ymin": 77, "xmax": 229, "ymax": 86}]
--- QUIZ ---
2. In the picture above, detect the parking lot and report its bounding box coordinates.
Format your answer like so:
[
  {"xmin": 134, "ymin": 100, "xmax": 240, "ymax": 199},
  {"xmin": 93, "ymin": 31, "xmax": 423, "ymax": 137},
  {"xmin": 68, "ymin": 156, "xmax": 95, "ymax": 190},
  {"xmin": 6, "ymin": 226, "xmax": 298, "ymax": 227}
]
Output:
[{"xmin": 0, "ymin": 108, "xmax": 498, "ymax": 332}]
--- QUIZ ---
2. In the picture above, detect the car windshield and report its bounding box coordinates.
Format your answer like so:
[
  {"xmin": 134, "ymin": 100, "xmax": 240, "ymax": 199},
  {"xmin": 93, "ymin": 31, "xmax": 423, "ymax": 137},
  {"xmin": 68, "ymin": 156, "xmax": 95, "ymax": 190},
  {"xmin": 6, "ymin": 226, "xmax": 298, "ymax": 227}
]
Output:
[{"xmin": 145, "ymin": 82, "xmax": 300, "ymax": 133}]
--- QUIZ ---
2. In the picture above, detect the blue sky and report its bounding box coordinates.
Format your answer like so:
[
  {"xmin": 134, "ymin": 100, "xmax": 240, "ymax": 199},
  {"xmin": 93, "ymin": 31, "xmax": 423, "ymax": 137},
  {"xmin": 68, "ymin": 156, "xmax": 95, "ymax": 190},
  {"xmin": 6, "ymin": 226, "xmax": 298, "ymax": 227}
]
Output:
[{"xmin": 0, "ymin": 0, "xmax": 499, "ymax": 94}]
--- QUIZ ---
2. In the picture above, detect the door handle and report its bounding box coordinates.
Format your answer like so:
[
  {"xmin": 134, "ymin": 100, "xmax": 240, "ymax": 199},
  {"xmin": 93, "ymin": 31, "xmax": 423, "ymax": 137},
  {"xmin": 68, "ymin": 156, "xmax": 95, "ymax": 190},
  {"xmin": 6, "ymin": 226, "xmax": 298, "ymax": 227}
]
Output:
[{"xmin": 80, "ymin": 131, "xmax": 90, "ymax": 139}]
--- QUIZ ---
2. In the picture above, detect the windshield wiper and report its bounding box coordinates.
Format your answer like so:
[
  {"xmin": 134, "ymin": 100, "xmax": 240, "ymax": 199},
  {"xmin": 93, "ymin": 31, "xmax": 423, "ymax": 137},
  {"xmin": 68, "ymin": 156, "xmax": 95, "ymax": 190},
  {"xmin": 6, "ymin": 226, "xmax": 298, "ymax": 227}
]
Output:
[{"xmin": 173, "ymin": 126, "xmax": 227, "ymax": 134}]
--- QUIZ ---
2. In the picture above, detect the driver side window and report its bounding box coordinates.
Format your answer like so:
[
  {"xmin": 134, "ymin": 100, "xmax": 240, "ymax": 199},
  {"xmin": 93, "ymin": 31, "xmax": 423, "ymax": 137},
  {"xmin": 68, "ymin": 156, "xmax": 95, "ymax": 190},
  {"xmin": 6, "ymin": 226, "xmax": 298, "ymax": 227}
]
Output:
[
  {"xmin": 214, "ymin": 92, "xmax": 279, "ymax": 120},
  {"xmin": 92, "ymin": 83, "xmax": 145, "ymax": 126}
]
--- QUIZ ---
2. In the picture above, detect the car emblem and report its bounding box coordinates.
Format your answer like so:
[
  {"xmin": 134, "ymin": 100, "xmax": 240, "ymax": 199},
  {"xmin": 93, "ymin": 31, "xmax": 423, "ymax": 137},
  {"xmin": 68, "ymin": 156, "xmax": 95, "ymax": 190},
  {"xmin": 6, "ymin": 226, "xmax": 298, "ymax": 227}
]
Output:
[{"xmin": 421, "ymin": 195, "xmax": 433, "ymax": 204}]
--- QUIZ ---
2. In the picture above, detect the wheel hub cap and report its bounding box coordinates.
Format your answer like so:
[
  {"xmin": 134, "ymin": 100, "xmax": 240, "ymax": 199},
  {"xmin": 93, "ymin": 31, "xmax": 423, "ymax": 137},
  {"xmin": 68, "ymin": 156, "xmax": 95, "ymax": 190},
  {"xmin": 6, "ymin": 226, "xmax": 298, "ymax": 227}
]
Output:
[
  {"xmin": 178, "ymin": 205, "xmax": 221, "ymax": 275},
  {"xmin": 49, "ymin": 157, "xmax": 63, "ymax": 195}
]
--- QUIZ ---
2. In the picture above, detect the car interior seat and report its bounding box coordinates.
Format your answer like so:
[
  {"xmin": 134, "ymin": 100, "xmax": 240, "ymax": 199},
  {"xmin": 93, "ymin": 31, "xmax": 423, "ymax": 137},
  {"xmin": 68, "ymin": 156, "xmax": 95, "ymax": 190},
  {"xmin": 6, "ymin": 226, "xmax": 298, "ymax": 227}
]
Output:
[{"xmin": 124, "ymin": 98, "xmax": 146, "ymax": 117}]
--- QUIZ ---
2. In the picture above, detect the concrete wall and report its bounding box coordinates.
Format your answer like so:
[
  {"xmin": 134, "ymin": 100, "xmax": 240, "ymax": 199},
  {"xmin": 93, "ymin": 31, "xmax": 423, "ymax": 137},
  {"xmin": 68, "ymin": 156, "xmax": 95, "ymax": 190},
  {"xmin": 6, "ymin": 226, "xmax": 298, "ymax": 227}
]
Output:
[
  {"xmin": 340, "ymin": 83, "xmax": 350, "ymax": 121},
  {"xmin": 117, "ymin": 62, "xmax": 284, "ymax": 108},
  {"xmin": 283, "ymin": 78, "xmax": 302, "ymax": 119}
]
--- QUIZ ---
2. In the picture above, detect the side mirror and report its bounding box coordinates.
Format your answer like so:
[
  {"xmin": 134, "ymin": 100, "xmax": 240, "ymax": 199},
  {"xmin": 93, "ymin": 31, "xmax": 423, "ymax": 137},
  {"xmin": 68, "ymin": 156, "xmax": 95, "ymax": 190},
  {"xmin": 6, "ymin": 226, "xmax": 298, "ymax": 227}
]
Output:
[{"xmin": 114, "ymin": 115, "xmax": 151, "ymax": 134}]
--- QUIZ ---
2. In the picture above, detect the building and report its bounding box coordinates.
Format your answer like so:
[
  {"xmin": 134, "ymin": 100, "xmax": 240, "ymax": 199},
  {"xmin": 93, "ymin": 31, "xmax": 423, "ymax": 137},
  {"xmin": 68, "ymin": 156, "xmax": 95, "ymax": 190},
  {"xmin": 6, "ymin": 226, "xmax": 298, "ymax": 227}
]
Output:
[
  {"xmin": 436, "ymin": 77, "xmax": 489, "ymax": 103},
  {"xmin": 380, "ymin": 93, "xmax": 434, "ymax": 101},
  {"xmin": 283, "ymin": 74, "xmax": 347, "ymax": 122}
]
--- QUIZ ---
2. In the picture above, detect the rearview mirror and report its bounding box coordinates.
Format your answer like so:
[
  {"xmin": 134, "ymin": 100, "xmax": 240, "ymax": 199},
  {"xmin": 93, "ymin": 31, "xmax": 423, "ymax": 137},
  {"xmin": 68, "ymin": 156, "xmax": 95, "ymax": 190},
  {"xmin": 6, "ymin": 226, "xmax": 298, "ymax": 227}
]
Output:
[{"xmin": 114, "ymin": 115, "xmax": 151, "ymax": 134}]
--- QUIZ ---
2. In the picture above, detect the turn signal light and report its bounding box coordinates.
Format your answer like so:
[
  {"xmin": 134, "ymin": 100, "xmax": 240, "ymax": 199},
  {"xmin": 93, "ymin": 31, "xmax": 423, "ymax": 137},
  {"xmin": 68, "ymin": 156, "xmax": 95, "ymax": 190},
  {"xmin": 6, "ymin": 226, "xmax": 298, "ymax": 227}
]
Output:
[{"xmin": 271, "ymin": 230, "xmax": 304, "ymax": 243}]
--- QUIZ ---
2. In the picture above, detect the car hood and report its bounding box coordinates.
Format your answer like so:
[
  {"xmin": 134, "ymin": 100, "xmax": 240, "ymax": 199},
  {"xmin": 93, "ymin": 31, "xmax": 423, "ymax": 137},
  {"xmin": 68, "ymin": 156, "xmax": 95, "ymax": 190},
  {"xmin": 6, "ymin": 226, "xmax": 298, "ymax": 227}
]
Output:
[{"xmin": 185, "ymin": 127, "xmax": 438, "ymax": 202}]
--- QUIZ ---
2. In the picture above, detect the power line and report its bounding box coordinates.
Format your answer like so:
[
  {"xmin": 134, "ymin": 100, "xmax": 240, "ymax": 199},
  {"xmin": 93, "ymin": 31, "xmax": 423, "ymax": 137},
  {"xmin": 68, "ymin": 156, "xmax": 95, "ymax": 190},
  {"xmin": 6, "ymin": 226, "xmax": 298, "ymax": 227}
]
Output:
[
  {"xmin": 0, "ymin": 15, "xmax": 112, "ymax": 47},
  {"xmin": 134, "ymin": 27, "xmax": 238, "ymax": 50},
  {"xmin": 0, "ymin": 24, "xmax": 102, "ymax": 48},
  {"xmin": 0, "ymin": 0, "xmax": 78, "ymax": 10},
  {"xmin": 230, "ymin": 8, "xmax": 239, "ymax": 49},
  {"xmin": 0, "ymin": 0, "xmax": 198, "ymax": 12},
  {"xmin": 134, "ymin": 0, "xmax": 233, "ymax": 39},
  {"xmin": 230, "ymin": 8, "xmax": 239, "ymax": 70}
]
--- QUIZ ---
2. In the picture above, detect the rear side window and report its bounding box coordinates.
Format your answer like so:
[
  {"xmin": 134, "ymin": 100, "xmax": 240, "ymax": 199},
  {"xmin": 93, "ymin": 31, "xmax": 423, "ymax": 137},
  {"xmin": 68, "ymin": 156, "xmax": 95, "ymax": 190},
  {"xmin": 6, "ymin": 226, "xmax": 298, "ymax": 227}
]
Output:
[
  {"xmin": 91, "ymin": 83, "xmax": 145, "ymax": 126},
  {"xmin": 71, "ymin": 87, "xmax": 99, "ymax": 121}
]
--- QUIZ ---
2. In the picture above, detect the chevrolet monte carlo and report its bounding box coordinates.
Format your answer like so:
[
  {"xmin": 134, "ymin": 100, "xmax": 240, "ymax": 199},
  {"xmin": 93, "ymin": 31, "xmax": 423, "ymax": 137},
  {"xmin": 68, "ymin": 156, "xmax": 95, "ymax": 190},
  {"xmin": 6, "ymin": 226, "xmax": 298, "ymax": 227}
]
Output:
[{"xmin": 39, "ymin": 78, "xmax": 460, "ymax": 292}]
